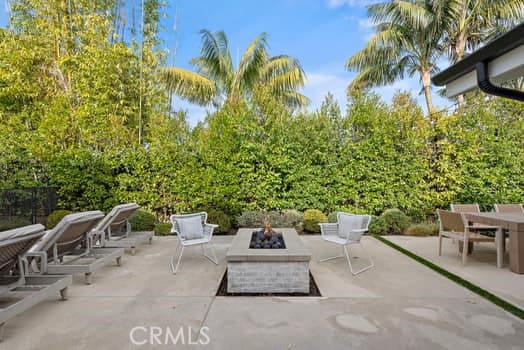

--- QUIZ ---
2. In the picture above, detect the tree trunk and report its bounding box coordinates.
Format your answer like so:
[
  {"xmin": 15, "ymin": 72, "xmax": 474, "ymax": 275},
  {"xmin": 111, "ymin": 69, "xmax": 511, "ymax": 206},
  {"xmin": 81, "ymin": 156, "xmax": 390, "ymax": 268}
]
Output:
[
  {"xmin": 421, "ymin": 70, "xmax": 435, "ymax": 117},
  {"xmin": 454, "ymin": 26, "xmax": 467, "ymax": 106},
  {"xmin": 455, "ymin": 35, "xmax": 466, "ymax": 105}
]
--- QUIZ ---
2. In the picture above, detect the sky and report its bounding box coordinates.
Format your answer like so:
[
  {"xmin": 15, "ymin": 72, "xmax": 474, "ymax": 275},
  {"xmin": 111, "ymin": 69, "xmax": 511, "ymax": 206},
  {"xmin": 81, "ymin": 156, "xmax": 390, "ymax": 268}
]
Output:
[
  {"xmin": 1, "ymin": 0, "xmax": 450, "ymax": 126},
  {"xmin": 161, "ymin": 0, "xmax": 450, "ymax": 125}
]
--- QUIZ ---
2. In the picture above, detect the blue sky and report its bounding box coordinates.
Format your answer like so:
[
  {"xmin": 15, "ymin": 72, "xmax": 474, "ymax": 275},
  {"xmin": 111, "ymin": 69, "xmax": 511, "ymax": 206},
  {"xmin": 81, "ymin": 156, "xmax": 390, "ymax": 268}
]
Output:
[
  {"xmin": 162, "ymin": 0, "xmax": 449, "ymax": 124},
  {"xmin": 1, "ymin": 0, "xmax": 450, "ymax": 125}
]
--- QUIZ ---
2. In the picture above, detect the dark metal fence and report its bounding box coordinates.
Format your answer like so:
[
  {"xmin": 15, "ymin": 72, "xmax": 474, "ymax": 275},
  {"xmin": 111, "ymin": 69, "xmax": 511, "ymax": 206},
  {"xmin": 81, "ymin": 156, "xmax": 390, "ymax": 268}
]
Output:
[{"xmin": 0, "ymin": 187, "xmax": 57, "ymax": 230}]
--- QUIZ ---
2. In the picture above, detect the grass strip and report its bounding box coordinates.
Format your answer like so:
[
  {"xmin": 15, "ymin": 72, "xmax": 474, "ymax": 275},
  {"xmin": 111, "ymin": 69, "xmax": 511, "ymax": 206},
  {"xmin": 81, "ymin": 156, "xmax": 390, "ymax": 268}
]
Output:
[{"xmin": 372, "ymin": 234, "xmax": 524, "ymax": 320}]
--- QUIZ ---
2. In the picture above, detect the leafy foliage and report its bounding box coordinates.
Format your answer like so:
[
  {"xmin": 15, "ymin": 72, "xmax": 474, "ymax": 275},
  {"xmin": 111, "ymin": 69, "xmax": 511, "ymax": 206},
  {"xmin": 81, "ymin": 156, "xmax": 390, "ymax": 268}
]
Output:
[
  {"xmin": 45, "ymin": 210, "xmax": 73, "ymax": 229},
  {"xmin": 207, "ymin": 209, "xmax": 232, "ymax": 234},
  {"xmin": 129, "ymin": 209, "xmax": 156, "ymax": 231},
  {"xmin": 368, "ymin": 216, "xmax": 388, "ymax": 235},
  {"xmin": 327, "ymin": 212, "xmax": 338, "ymax": 223},
  {"xmin": 0, "ymin": 217, "xmax": 33, "ymax": 231},
  {"xmin": 236, "ymin": 210, "xmax": 303, "ymax": 228},
  {"xmin": 154, "ymin": 223, "xmax": 173, "ymax": 236},
  {"xmin": 303, "ymin": 209, "xmax": 327, "ymax": 233},
  {"xmin": 406, "ymin": 223, "xmax": 439, "ymax": 236},
  {"xmin": 162, "ymin": 30, "xmax": 309, "ymax": 108},
  {"xmin": 237, "ymin": 211, "xmax": 266, "ymax": 228},
  {"xmin": 381, "ymin": 209, "xmax": 411, "ymax": 235}
]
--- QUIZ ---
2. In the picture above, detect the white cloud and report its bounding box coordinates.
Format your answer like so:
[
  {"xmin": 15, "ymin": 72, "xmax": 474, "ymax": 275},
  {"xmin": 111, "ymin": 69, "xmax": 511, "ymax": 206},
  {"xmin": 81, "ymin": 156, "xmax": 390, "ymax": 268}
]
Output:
[
  {"xmin": 342, "ymin": 16, "xmax": 376, "ymax": 43},
  {"xmin": 357, "ymin": 18, "xmax": 374, "ymax": 30},
  {"xmin": 328, "ymin": 0, "xmax": 375, "ymax": 8}
]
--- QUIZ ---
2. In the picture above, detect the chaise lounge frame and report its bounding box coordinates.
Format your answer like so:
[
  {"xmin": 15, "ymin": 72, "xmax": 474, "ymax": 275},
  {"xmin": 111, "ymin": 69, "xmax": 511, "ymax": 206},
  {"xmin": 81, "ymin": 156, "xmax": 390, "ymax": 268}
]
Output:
[
  {"xmin": 0, "ymin": 224, "xmax": 71, "ymax": 341},
  {"xmin": 25, "ymin": 211, "xmax": 124, "ymax": 284},
  {"xmin": 93, "ymin": 203, "xmax": 153, "ymax": 255}
]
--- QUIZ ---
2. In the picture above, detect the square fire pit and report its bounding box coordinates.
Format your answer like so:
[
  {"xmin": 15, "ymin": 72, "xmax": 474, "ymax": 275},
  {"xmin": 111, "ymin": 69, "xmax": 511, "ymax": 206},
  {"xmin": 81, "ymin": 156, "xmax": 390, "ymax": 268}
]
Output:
[{"xmin": 226, "ymin": 228, "xmax": 311, "ymax": 293}]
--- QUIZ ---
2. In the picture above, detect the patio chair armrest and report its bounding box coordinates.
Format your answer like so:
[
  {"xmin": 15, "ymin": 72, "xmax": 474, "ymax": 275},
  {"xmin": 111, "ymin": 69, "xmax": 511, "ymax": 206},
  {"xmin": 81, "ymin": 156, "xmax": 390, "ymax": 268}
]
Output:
[
  {"xmin": 319, "ymin": 223, "xmax": 338, "ymax": 237},
  {"xmin": 23, "ymin": 251, "xmax": 48, "ymax": 273},
  {"xmin": 88, "ymin": 229, "xmax": 103, "ymax": 245},
  {"xmin": 464, "ymin": 225, "xmax": 498, "ymax": 230},
  {"xmin": 203, "ymin": 223, "xmax": 218, "ymax": 238},
  {"xmin": 351, "ymin": 228, "xmax": 368, "ymax": 233}
]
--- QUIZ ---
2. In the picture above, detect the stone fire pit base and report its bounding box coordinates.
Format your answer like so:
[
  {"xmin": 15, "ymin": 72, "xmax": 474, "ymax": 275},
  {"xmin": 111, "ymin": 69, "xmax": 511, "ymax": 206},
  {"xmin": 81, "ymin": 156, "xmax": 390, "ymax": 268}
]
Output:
[
  {"xmin": 226, "ymin": 228, "xmax": 311, "ymax": 294},
  {"xmin": 227, "ymin": 261, "xmax": 309, "ymax": 293}
]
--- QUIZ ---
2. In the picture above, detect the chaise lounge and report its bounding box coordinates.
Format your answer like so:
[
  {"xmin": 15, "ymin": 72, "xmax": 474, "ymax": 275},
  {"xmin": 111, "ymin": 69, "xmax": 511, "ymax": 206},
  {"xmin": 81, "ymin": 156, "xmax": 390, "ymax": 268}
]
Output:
[
  {"xmin": 0, "ymin": 224, "xmax": 71, "ymax": 341},
  {"xmin": 26, "ymin": 211, "xmax": 124, "ymax": 284},
  {"xmin": 92, "ymin": 203, "xmax": 154, "ymax": 255}
]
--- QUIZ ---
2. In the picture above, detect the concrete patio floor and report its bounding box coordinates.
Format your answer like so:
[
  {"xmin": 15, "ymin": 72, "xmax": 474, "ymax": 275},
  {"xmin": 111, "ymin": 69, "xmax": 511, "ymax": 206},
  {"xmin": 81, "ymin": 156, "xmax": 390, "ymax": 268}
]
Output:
[
  {"xmin": 384, "ymin": 235, "xmax": 524, "ymax": 309},
  {"xmin": 3, "ymin": 235, "xmax": 523, "ymax": 350}
]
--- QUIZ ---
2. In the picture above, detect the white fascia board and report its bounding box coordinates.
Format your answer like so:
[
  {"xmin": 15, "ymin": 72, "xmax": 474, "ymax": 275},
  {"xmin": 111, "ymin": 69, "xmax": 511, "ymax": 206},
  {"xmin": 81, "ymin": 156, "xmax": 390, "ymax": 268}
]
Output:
[{"xmin": 446, "ymin": 45, "xmax": 524, "ymax": 98}]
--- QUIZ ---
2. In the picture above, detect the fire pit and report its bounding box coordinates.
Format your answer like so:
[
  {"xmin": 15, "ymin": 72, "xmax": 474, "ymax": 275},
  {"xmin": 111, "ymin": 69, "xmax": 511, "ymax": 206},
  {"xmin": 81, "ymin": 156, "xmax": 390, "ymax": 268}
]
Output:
[
  {"xmin": 249, "ymin": 229, "xmax": 286, "ymax": 249},
  {"xmin": 226, "ymin": 228, "xmax": 311, "ymax": 294}
]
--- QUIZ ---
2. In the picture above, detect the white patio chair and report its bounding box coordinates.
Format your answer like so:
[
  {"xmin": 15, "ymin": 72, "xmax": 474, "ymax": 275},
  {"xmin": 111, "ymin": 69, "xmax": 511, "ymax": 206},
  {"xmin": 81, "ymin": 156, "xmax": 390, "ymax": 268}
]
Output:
[
  {"xmin": 169, "ymin": 212, "xmax": 218, "ymax": 274},
  {"xmin": 318, "ymin": 212, "xmax": 373, "ymax": 275}
]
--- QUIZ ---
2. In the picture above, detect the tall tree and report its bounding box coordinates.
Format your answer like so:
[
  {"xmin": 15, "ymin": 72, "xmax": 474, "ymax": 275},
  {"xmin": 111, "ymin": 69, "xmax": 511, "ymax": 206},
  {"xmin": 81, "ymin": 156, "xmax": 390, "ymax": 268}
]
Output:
[
  {"xmin": 431, "ymin": 0, "xmax": 524, "ymax": 62},
  {"xmin": 345, "ymin": 1, "xmax": 442, "ymax": 115},
  {"xmin": 161, "ymin": 30, "xmax": 309, "ymax": 109},
  {"xmin": 430, "ymin": 0, "xmax": 524, "ymax": 104}
]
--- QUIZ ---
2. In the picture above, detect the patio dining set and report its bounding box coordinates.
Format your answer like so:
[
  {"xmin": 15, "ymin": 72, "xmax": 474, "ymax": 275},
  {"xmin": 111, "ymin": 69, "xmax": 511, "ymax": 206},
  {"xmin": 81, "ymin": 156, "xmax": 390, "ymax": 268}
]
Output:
[{"xmin": 437, "ymin": 203, "xmax": 524, "ymax": 273}]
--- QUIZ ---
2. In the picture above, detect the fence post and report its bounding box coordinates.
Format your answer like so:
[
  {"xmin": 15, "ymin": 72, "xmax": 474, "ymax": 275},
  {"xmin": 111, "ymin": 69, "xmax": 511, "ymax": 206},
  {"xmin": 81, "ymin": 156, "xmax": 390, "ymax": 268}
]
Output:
[{"xmin": 31, "ymin": 187, "xmax": 37, "ymax": 224}]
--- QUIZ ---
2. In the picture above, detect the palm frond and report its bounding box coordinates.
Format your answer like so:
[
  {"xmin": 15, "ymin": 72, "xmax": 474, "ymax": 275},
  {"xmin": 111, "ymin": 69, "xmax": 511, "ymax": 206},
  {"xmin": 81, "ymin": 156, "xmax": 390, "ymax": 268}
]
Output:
[
  {"xmin": 192, "ymin": 29, "xmax": 233, "ymax": 88},
  {"xmin": 160, "ymin": 67, "xmax": 217, "ymax": 106},
  {"xmin": 164, "ymin": 30, "xmax": 308, "ymax": 109},
  {"xmin": 233, "ymin": 32, "xmax": 269, "ymax": 100},
  {"xmin": 368, "ymin": 1, "xmax": 432, "ymax": 32},
  {"xmin": 262, "ymin": 55, "xmax": 307, "ymax": 107},
  {"xmin": 280, "ymin": 90, "xmax": 310, "ymax": 108},
  {"xmin": 263, "ymin": 56, "xmax": 306, "ymax": 87}
]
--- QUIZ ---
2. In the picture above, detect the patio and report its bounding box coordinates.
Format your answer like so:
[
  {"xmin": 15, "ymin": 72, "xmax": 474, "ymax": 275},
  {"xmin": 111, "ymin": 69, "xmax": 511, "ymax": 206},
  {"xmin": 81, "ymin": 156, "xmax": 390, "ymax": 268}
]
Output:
[
  {"xmin": 385, "ymin": 235, "xmax": 524, "ymax": 309},
  {"xmin": 3, "ymin": 235, "xmax": 523, "ymax": 349}
]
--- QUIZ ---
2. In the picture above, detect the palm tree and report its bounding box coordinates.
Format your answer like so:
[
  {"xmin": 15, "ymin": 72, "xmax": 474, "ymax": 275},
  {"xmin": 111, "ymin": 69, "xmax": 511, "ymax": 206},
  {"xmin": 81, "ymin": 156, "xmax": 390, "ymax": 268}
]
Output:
[
  {"xmin": 161, "ymin": 30, "xmax": 309, "ymax": 108},
  {"xmin": 431, "ymin": 0, "xmax": 524, "ymax": 62},
  {"xmin": 346, "ymin": 1, "xmax": 441, "ymax": 115},
  {"xmin": 430, "ymin": 0, "xmax": 524, "ymax": 104}
]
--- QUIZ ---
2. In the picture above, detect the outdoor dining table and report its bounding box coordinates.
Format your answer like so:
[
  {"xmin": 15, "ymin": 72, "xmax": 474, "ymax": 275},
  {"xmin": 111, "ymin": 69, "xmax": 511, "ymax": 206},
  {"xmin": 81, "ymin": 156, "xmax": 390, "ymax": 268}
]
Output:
[{"xmin": 464, "ymin": 212, "xmax": 524, "ymax": 274}]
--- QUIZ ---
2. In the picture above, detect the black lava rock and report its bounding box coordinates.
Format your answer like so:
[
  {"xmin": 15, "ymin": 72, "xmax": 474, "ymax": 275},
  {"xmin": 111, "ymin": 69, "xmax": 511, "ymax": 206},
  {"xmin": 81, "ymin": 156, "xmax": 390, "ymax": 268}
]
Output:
[{"xmin": 250, "ymin": 230, "xmax": 286, "ymax": 249}]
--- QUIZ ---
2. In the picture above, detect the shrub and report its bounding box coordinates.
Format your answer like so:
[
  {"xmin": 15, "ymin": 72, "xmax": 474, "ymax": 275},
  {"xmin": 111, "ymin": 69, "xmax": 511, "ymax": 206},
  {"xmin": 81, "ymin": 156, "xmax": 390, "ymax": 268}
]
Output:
[
  {"xmin": 302, "ymin": 209, "xmax": 327, "ymax": 233},
  {"xmin": 236, "ymin": 210, "xmax": 303, "ymax": 228},
  {"xmin": 327, "ymin": 212, "xmax": 338, "ymax": 223},
  {"xmin": 46, "ymin": 210, "xmax": 73, "ymax": 229},
  {"xmin": 381, "ymin": 209, "xmax": 410, "ymax": 234},
  {"xmin": 154, "ymin": 223, "xmax": 173, "ymax": 236},
  {"xmin": 207, "ymin": 210, "xmax": 231, "ymax": 234},
  {"xmin": 272, "ymin": 209, "xmax": 303, "ymax": 228},
  {"xmin": 129, "ymin": 209, "xmax": 156, "ymax": 231},
  {"xmin": 368, "ymin": 216, "xmax": 388, "ymax": 235},
  {"xmin": 406, "ymin": 223, "xmax": 439, "ymax": 236},
  {"xmin": 237, "ymin": 211, "xmax": 265, "ymax": 227},
  {"xmin": 0, "ymin": 217, "xmax": 32, "ymax": 231}
]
